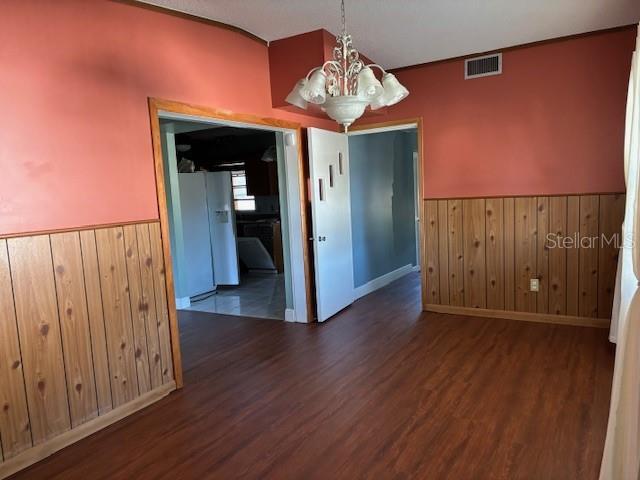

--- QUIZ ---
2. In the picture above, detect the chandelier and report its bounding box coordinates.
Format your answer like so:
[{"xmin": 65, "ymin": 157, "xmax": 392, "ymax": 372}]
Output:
[{"xmin": 285, "ymin": 0, "xmax": 409, "ymax": 131}]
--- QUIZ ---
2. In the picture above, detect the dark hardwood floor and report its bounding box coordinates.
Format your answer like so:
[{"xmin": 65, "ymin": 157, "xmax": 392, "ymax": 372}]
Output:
[{"xmin": 12, "ymin": 273, "xmax": 614, "ymax": 479}]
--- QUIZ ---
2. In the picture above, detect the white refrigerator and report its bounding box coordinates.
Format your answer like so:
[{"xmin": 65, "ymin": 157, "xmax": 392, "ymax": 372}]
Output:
[{"xmin": 178, "ymin": 171, "xmax": 240, "ymax": 298}]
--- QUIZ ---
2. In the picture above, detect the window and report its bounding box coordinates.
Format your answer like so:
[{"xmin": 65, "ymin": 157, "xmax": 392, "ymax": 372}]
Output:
[{"xmin": 231, "ymin": 170, "xmax": 256, "ymax": 211}]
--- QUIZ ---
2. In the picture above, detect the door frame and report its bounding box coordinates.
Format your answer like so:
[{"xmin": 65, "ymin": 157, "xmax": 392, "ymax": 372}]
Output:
[
  {"xmin": 148, "ymin": 98, "xmax": 314, "ymax": 388},
  {"xmin": 349, "ymin": 118, "xmax": 427, "ymax": 310}
]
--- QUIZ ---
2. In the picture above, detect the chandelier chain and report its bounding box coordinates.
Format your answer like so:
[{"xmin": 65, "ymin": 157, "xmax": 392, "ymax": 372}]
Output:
[{"xmin": 341, "ymin": 0, "xmax": 346, "ymax": 35}]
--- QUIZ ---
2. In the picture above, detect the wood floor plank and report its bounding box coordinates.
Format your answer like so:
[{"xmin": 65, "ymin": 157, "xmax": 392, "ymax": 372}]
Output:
[{"xmin": 10, "ymin": 273, "xmax": 614, "ymax": 480}]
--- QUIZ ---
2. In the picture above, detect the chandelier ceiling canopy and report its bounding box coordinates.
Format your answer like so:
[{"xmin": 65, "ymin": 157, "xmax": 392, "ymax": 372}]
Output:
[{"xmin": 285, "ymin": 0, "xmax": 409, "ymax": 131}]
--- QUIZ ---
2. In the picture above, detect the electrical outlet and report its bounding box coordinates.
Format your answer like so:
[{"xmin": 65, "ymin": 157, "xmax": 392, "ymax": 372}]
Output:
[{"xmin": 530, "ymin": 278, "xmax": 540, "ymax": 292}]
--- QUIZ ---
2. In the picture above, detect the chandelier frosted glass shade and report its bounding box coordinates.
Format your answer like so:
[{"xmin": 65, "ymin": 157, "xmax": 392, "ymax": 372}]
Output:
[
  {"xmin": 381, "ymin": 73, "xmax": 410, "ymax": 106},
  {"xmin": 284, "ymin": 0, "xmax": 409, "ymax": 130},
  {"xmin": 369, "ymin": 92, "xmax": 387, "ymax": 111},
  {"xmin": 369, "ymin": 73, "xmax": 410, "ymax": 110},
  {"xmin": 285, "ymin": 79, "xmax": 309, "ymax": 110},
  {"xmin": 301, "ymin": 70, "xmax": 328, "ymax": 104},
  {"xmin": 357, "ymin": 67, "xmax": 383, "ymax": 99}
]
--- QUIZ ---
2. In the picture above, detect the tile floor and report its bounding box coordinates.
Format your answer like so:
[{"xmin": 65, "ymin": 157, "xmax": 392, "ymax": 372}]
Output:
[{"xmin": 183, "ymin": 273, "xmax": 286, "ymax": 320}]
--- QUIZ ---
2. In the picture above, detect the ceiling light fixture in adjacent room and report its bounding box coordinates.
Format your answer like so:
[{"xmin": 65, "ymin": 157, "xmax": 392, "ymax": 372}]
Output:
[{"xmin": 285, "ymin": 0, "xmax": 409, "ymax": 131}]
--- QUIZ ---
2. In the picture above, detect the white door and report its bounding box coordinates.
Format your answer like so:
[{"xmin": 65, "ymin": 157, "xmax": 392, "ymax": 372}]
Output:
[
  {"xmin": 205, "ymin": 172, "xmax": 240, "ymax": 285},
  {"xmin": 178, "ymin": 172, "xmax": 216, "ymax": 297},
  {"xmin": 308, "ymin": 128, "xmax": 355, "ymax": 321}
]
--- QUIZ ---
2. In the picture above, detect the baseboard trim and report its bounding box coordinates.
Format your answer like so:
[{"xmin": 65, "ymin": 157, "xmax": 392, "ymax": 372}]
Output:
[
  {"xmin": 354, "ymin": 264, "xmax": 415, "ymax": 300},
  {"xmin": 175, "ymin": 296, "xmax": 191, "ymax": 309},
  {"xmin": 425, "ymin": 304, "xmax": 610, "ymax": 329},
  {"xmin": 285, "ymin": 308, "xmax": 296, "ymax": 322},
  {"xmin": 0, "ymin": 381, "xmax": 176, "ymax": 479}
]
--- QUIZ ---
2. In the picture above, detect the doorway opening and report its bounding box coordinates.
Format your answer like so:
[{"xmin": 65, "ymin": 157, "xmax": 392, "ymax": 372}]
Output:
[
  {"xmin": 161, "ymin": 120, "xmax": 291, "ymax": 320},
  {"xmin": 149, "ymin": 99, "xmax": 314, "ymax": 386},
  {"xmin": 304, "ymin": 119, "xmax": 424, "ymax": 323},
  {"xmin": 154, "ymin": 109, "xmax": 310, "ymax": 328},
  {"xmin": 347, "ymin": 124, "xmax": 422, "ymax": 299}
]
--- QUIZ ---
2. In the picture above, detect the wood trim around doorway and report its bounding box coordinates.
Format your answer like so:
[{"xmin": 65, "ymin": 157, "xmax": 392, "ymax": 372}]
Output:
[
  {"xmin": 147, "ymin": 98, "xmax": 315, "ymax": 388},
  {"xmin": 350, "ymin": 118, "xmax": 427, "ymax": 310}
]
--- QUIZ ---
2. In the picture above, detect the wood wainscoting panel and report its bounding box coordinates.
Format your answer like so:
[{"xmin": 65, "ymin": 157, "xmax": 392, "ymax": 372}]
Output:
[
  {"xmin": 436, "ymin": 200, "xmax": 450, "ymax": 305},
  {"xmin": 50, "ymin": 232, "xmax": 99, "ymax": 428},
  {"xmin": 7, "ymin": 236, "xmax": 71, "ymax": 445},
  {"xmin": 78, "ymin": 230, "xmax": 113, "ymax": 415},
  {"xmin": 503, "ymin": 198, "xmax": 516, "ymax": 311},
  {"xmin": 422, "ymin": 193, "xmax": 624, "ymax": 326},
  {"xmin": 447, "ymin": 200, "xmax": 465, "ymax": 306},
  {"xmin": 548, "ymin": 197, "xmax": 568, "ymax": 315},
  {"xmin": 135, "ymin": 224, "xmax": 164, "ymax": 390},
  {"xmin": 463, "ymin": 199, "xmax": 486, "ymax": 309},
  {"xmin": 0, "ymin": 240, "xmax": 32, "ymax": 460},
  {"xmin": 122, "ymin": 225, "xmax": 153, "ymax": 396},
  {"xmin": 94, "ymin": 227, "xmax": 140, "ymax": 407},
  {"xmin": 149, "ymin": 222, "xmax": 175, "ymax": 384},
  {"xmin": 598, "ymin": 194, "xmax": 626, "ymax": 319},
  {"xmin": 578, "ymin": 196, "xmax": 600, "ymax": 318},
  {"xmin": 536, "ymin": 197, "xmax": 550, "ymax": 314},
  {"xmin": 424, "ymin": 201, "xmax": 440, "ymax": 304},
  {"xmin": 485, "ymin": 198, "xmax": 505, "ymax": 310},
  {"xmin": 514, "ymin": 197, "xmax": 537, "ymax": 313},
  {"xmin": 566, "ymin": 196, "xmax": 581, "ymax": 316},
  {"xmin": 0, "ymin": 221, "xmax": 176, "ymax": 476}
]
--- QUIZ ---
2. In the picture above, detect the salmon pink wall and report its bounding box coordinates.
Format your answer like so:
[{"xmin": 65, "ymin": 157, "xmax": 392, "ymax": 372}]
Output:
[
  {"xmin": 269, "ymin": 30, "xmax": 326, "ymax": 109},
  {"xmin": 362, "ymin": 28, "xmax": 636, "ymax": 198},
  {"xmin": 0, "ymin": 0, "xmax": 335, "ymax": 236},
  {"xmin": 1, "ymin": 2, "xmax": 635, "ymax": 235}
]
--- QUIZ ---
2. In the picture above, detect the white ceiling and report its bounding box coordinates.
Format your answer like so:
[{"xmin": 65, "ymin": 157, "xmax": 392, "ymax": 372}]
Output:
[{"xmin": 139, "ymin": 0, "xmax": 640, "ymax": 69}]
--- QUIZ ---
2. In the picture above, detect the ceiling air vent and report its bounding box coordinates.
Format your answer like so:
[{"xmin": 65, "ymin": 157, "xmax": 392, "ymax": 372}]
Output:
[{"xmin": 465, "ymin": 53, "xmax": 502, "ymax": 79}]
